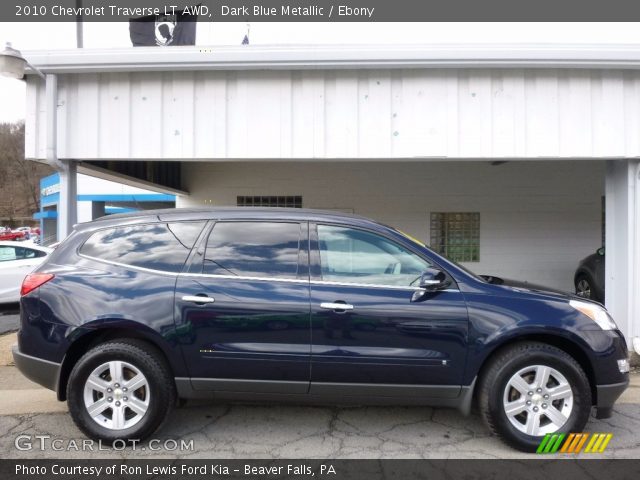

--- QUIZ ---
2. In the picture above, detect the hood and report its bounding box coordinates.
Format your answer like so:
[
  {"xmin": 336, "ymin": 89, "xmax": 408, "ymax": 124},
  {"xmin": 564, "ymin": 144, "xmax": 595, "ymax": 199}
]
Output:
[{"xmin": 480, "ymin": 275, "xmax": 573, "ymax": 299}]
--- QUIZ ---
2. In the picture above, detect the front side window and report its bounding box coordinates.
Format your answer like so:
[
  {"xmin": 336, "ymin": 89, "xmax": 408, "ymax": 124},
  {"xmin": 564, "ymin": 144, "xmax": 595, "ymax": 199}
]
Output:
[
  {"xmin": 80, "ymin": 222, "xmax": 205, "ymax": 273},
  {"xmin": 317, "ymin": 225, "xmax": 430, "ymax": 287},
  {"xmin": 203, "ymin": 222, "xmax": 301, "ymax": 278}
]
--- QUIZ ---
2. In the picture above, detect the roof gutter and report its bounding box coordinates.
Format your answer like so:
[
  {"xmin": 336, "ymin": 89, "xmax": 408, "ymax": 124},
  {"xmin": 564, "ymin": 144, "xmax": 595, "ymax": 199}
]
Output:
[{"xmin": 21, "ymin": 44, "xmax": 640, "ymax": 75}]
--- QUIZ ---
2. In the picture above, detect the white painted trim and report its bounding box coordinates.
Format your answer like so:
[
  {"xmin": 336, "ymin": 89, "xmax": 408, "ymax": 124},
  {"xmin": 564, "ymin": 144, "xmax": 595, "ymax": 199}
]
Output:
[{"xmin": 22, "ymin": 44, "xmax": 640, "ymax": 74}]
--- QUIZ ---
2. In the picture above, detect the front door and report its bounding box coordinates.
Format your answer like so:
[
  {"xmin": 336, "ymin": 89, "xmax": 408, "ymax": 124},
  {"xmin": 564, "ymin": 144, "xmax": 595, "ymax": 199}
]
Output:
[
  {"xmin": 175, "ymin": 220, "xmax": 311, "ymax": 393},
  {"xmin": 309, "ymin": 224, "xmax": 468, "ymax": 397}
]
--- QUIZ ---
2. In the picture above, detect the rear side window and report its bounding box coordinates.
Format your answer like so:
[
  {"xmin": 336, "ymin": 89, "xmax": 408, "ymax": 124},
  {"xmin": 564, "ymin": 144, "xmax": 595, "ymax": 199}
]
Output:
[
  {"xmin": 0, "ymin": 246, "xmax": 46, "ymax": 262},
  {"xmin": 203, "ymin": 222, "xmax": 301, "ymax": 278},
  {"xmin": 80, "ymin": 222, "xmax": 205, "ymax": 273}
]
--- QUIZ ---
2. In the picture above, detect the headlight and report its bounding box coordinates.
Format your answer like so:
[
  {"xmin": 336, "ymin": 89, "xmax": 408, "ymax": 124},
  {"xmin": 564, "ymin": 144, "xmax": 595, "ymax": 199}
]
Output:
[{"xmin": 569, "ymin": 299, "xmax": 618, "ymax": 330}]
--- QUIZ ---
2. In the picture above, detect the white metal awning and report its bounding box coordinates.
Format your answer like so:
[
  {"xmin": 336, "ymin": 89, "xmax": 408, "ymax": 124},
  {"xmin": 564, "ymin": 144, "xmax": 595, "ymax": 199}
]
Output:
[{"xmin": 22, "ymin": 43, "xmax": 640, "ymax": 74}]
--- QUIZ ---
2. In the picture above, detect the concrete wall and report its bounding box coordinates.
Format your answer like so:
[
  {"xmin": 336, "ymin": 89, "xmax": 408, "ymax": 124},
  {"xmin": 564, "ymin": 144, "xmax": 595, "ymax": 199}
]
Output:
[{"xmin": 178, "ymin": 160, "xmax": 604, "ymax": 292}]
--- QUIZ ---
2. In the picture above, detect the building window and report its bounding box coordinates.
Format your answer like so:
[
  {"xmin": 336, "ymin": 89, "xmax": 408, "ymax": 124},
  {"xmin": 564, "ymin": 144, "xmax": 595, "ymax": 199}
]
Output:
[
  {"xmin": 430, "ymin": 212, "xmax": 480, "ymax": 262},
  {"xmin": 237, "ymin": 196, "xmax": 302, "ymax": 208}
]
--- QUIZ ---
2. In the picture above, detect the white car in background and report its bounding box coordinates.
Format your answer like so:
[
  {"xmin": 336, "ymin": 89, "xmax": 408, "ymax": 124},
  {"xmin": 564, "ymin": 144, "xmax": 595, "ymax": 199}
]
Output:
[{"xmin": 0, "ymin": 241, "xmax": 53, "ymax": 304}]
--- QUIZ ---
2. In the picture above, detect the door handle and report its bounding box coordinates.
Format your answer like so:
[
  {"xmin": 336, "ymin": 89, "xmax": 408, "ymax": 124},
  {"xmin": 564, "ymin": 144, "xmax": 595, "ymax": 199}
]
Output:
[
  {"xmin": 320, "ymin": 302, "xmax": 354, "ymax": 311},
  {"xmin": 182, "ymin": 295, "xmax": 215, "ymax": 304}
]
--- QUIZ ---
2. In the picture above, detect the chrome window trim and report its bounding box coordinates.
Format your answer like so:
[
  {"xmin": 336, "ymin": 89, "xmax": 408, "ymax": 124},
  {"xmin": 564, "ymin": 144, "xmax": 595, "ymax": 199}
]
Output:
[
  {"xmin": 77, "ymin": 254, "xmax": 179, "ymax": 277},
  {"xmin": 179, "ymin": 272, "xmax": 458, "ymax": 292},
  {"xmin": 179, "ymin": 271, "xmax": 305, "ymax": 284},
  {"xmin": 311, "ymin": 279, "xmax": 430, "ymax": 292},
  {"xmin": 79, "ymin": 256, "xmax": 459, "ymax": 292},
  {"xmin": 77, "ymin": 255, "xmax": 460, "ymax": 292}
]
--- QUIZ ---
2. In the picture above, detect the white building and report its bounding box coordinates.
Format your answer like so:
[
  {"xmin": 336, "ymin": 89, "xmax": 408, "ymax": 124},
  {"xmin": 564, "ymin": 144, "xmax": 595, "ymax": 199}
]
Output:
[{"xmin": 19, "ymin": 44, "xmax": 640, "ymax": 350}]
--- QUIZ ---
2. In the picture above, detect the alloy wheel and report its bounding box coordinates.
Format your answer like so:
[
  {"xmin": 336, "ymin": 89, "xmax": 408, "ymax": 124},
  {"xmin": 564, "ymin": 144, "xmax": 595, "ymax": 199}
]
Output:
[
  {"xmin": 502, "ymin": 365, "xmax": 573, "ymax": 436},
  {"xmin": 576, "ymin": 279, "xmax": 592, "ymax": 298},
  {"xmin": 83, "ymin": 360, "xmax": 150, "ymax": 430}
]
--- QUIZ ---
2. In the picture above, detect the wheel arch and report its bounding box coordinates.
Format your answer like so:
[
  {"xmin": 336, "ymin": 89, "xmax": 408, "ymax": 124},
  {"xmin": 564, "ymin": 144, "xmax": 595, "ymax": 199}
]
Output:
[
  {"xmin": 58, "ymin": 326, "xmax": 179, "ymax": 401},
  {"xmin": 474, "ymin": 333, "xmax": 597, "ymax": 406},
  {"xmin": 574, "ymin": 268, "xmax": 593, "ymax": 286}
]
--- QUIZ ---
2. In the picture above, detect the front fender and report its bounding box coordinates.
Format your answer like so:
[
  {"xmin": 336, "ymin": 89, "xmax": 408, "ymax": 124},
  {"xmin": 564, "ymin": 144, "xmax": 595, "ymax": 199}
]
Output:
[{"xmin": 461, "ymin": 292, "xmax": 622, "ymax": 386}]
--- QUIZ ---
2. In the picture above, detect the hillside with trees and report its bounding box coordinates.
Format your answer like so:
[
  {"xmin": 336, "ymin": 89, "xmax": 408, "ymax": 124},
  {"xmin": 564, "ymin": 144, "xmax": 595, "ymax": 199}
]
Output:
[{"xmin": 0, "ymin": 122, "xmax": 52, "ymax": 226}]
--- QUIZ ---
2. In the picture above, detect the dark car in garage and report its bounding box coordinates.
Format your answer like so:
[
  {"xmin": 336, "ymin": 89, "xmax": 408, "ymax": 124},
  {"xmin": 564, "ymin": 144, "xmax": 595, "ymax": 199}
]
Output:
[
  {"xmin": 574, "ymin": 247, "xmax": 605, "ymax": 303},
  {"xmin": 12, "ymin": 208, "xmax": 629, "ymax": 452}
]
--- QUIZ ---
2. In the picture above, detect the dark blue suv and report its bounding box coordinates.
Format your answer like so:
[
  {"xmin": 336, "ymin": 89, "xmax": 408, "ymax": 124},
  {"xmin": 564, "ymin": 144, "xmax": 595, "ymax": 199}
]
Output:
[{"xmin": 12, "ymin": 208, "xmax": 629, "ymax": 451}]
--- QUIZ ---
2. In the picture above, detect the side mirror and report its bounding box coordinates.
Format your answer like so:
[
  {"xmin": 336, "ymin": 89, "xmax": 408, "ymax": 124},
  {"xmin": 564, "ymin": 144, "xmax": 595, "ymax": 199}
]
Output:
[
  {"xmin": 411, "ymin": 267, "xmax": 451, "ymax": 302},
  {"xmin": 419, "ymin": 267, "xmax": 450, "ymax": 291}
]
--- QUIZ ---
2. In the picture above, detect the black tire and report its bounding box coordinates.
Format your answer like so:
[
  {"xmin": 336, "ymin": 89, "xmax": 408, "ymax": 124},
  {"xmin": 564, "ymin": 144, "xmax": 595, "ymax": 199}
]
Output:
[
  {"xmin": 66, "ymin": 339, "xmax": 176, "ymax": 442},
  {"xmin": 478, "ymin": 342, "xmax": 592, "ymax": 452}
]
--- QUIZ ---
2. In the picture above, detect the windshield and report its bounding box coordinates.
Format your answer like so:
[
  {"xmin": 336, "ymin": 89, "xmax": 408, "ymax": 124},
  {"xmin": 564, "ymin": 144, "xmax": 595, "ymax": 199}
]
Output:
[{"xmin": 394, "ymin": 228, "xmax": 486, "ymax": 282}]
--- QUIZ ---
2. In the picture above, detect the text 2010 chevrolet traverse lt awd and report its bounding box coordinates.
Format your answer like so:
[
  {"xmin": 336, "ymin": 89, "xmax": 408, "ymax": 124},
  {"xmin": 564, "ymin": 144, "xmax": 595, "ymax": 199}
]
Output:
[{"xmin": 12, "ymin": 208, "xmax": 629, "ymax": 451}]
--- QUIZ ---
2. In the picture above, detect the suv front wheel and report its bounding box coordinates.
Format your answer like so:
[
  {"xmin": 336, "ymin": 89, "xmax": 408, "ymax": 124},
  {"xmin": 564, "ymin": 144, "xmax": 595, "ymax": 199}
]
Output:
[
  {"xmin": 66, "ymin": 340, "xmax": 176, "ymax": 442},
  {"xmin": 478, "ymin": 342, "xmax": 592, "ymax": 452}
]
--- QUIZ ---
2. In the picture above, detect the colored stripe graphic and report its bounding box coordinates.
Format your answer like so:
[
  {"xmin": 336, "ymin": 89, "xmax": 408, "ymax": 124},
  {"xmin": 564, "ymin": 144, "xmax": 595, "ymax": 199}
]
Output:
[
  {"xmin": 598, "ymin": 433, "xmax": 613, "ymax": 453},
  {"xmin": 537, "ymin": 433, "xmax": 565, "ymax": 453},
  {"xmin": 560, "ymin": 433, "xmax": 575, "ymax": 453},
  {"xmin": 585, "ymin": 433, "xmax": 613, "ymax": 453},
  {"xmin": 574, "ymin": 433, "xmax": 589, "ymax": 453},
  {"xmin": 585, "ymin": 433, "xmax": 599, "ymax": 453},
  {"xmin": 537, "ymin": 433, "xmax": 613, "ymax": 454}
]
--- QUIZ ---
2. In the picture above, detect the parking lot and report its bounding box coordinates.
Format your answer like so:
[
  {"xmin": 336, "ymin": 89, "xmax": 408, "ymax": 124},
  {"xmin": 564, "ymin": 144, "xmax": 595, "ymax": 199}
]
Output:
[
  {"xmin": 0, "ymin": 305, "xmax": 638, "ymax": 460},
  {"xmin": 0, "ymin": 304, "xmax": 19, "ymax": 335}
]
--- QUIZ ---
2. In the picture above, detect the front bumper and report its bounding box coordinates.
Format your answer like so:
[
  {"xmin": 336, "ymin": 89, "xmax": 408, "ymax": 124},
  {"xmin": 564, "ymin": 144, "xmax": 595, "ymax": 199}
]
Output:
[
  {"xmin": 12, "ymin": 344, "xmax": 61, "ymax": 393},
  {"xmin": 595, "ymin": 380, "xmax": 629, "ymax": 419}
]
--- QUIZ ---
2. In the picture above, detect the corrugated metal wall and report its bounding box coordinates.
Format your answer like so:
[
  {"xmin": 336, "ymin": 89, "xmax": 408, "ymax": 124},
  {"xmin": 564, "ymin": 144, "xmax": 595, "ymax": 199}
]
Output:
[{"xmin": 25, "ymin": 68, "xmax": 640, "ymax": 160}]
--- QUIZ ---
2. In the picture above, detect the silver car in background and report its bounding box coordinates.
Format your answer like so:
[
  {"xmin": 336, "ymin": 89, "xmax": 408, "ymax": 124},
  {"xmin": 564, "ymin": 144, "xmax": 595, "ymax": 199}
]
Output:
[{"xmin": 0, "ymin": 241, "xmax": 52, "ymax": 303}]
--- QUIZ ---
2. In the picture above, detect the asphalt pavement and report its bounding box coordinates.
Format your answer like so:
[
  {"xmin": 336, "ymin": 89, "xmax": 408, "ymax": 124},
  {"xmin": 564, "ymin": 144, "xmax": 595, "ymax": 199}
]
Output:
[
  {"xmin": 0, "ymin": 333, "xmax": 638, "ymax": 459},
  {"xmin": 0, "ymin": 303, "xmax": 20, "ymax": 335},
  {"xmin": 0, "ymin": 304, "xmax": 638, "ymax": 459}
]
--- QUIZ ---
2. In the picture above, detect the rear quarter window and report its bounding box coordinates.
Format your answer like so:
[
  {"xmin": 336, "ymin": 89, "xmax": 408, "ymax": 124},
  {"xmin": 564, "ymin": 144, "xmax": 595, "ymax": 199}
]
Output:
[{"xmin": 80, "ymin": 222, "xmax": 205, "ymax": 273}]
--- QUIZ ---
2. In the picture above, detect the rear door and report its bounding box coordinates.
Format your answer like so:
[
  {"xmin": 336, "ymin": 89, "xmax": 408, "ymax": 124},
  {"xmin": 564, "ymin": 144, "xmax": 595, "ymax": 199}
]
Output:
[{"xmin": 175, "ymin": 220, "xmax": 311, "ymax": 393}]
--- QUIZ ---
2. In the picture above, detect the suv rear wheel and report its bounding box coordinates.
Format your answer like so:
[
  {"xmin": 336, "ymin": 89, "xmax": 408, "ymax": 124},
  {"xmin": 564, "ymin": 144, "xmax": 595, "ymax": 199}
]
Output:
[
  {"xmin": 478, "ymin": 342, "xmax": 592, "ymax": 452},
  {"xmin": 66, "ymin": 340, "xmax": 175, "ymax": 442}
]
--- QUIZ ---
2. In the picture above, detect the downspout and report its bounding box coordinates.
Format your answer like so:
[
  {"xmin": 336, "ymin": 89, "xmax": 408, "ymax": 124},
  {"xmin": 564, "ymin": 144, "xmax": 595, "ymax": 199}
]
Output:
[
  {"xmin": 44, "ymin": 72, "xmax": 77, "ymax": 240},
  {"xmin": 45, "ymin": 74, "xmax": 63, "ymax": 171}
]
